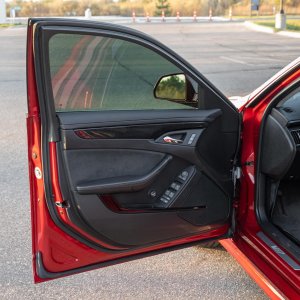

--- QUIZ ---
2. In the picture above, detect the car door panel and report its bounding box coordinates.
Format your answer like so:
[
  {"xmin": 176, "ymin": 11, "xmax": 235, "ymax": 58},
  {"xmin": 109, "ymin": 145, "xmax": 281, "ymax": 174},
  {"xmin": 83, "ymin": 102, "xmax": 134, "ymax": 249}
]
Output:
[
  {"xmin": 56, "ymin": 108, "xmax": 231, "ymax": 247},
  {"xmin": 27, "ymin": 18, "xmax": 240, "ymax": 282}
]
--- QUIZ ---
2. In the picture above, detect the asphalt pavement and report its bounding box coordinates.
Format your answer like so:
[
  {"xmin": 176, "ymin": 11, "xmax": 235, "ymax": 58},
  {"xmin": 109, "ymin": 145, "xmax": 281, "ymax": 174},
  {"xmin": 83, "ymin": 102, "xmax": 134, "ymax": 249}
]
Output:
[{"xmin": 0, "ymin": 22, "xmax": 299, "ymax": 300}]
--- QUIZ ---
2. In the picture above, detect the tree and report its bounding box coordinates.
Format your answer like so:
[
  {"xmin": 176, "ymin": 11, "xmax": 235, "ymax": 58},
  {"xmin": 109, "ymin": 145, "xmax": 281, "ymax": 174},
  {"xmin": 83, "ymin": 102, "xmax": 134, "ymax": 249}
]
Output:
[
  {"xmin": 156, "ymin": 75, "xmax": 186, "ymax": 100},
  {"xmin": 155, "ymin": 0, "xmax": 170, "ymax": 16}
]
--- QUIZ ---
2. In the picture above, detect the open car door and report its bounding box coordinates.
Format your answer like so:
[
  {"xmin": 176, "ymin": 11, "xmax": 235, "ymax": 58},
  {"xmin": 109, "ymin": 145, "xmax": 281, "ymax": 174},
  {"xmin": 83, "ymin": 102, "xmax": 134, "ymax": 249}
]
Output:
[{"xmin": 26, "ymin": 18, "xmax": 240, "ymax": 283}]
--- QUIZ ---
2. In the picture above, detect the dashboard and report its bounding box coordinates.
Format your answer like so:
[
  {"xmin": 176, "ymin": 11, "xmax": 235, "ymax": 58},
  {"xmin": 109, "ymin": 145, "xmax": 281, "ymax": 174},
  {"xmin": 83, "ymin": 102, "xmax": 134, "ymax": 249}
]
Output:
[{"xmin": 277, "ymin": 88, "xmax": 300, "ymax": 127}]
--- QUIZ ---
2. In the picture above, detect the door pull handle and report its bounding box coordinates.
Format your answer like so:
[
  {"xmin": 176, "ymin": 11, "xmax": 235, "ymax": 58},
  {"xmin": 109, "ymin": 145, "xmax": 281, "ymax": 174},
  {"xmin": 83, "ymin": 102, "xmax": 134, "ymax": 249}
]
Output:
[{"xmin": 163, "ymin": 136, "xmax": 183, "ymax": 144}]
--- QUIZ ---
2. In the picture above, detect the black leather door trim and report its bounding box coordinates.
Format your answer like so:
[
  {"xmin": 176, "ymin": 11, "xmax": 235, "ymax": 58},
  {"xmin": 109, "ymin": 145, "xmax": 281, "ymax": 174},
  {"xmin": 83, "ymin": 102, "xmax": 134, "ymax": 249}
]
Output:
[{"xmin": 77, "ymin": 155, "xmax": 172, "ymax": 194}]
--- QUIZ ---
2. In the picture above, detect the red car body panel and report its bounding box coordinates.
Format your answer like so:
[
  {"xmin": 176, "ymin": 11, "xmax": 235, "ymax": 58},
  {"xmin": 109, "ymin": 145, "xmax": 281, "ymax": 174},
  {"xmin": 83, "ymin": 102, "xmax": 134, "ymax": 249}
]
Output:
[
  {"xmin": 233, "ymin": 63, "xmax": 300, "ymax": 298},
  {"xmin": 26, "ymin": 20, "xmax": 300, "ymax": 297}
]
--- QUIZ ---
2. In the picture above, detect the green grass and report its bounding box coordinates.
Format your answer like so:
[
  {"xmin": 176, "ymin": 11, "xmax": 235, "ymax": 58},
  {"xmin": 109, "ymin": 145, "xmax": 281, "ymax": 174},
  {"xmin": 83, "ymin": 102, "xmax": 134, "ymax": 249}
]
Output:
[
  {"xmin": 0, "ymin": 23, "xmax": 14, "ymax": 28},
  {"xmin": 0, "ymin": 23, "xmax": 23, "ymax": 28},
  {"xmin": 254, "ymin": 21, "xmax": 276, "ymax": 28},
  {"xmin": 233, "ymin": 14, "xmax": 300, "ymax": 19},
  {"xmin": 254, "ymin": 20, "xmax": 300, "ymax": 31},
  {"xmin": 233, "ymin": 15, "xmax": 274, "ymax": 19}
]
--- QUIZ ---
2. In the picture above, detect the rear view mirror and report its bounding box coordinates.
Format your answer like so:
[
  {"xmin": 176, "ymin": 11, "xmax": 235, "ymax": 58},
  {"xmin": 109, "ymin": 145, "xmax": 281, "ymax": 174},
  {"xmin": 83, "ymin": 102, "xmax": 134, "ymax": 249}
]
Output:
[{"xmin": 154, "ymin": 74, "xmax": 187, "ymax": 101}]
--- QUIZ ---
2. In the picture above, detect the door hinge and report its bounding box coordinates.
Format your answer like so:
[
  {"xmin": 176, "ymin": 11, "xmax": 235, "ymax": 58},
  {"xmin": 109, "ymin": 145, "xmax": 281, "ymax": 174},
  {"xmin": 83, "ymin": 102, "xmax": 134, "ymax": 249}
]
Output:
[{"xmin": 55, "ymin": 201, "xmax": 68, "ymax": 208}]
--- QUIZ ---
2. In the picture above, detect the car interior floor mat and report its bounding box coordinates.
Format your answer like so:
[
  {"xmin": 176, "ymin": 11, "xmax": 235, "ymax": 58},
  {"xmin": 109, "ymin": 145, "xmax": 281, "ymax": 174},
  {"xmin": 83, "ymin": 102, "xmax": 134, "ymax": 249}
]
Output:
[{"xmin": 271, "ymin": 180, "xmax": 300, "ymax": 245}]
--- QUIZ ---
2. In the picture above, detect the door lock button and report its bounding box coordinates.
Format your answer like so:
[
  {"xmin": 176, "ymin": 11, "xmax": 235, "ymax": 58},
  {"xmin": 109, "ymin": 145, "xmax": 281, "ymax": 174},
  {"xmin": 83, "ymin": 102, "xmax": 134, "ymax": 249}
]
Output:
[{"xmin": 188, "ymin": 133, "xmax": 196, "ymax": 145}]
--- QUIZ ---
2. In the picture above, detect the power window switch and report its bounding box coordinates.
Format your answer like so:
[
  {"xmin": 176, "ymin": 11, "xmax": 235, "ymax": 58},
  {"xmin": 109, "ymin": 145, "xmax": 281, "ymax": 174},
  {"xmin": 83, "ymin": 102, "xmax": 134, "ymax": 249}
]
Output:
[
  {"xmin": 171, "ymin": 182, "xmax": 181, "ymax": 191},
  {"xmin": 165, "ymin": 190, "xmax": 171, "ymax": 196},
  {"xmin": 160, "ymin": 197, "xmax": 168, "ymax": 204},
  {"xmin": 163, "ymin": 195, "xmax": 171, "ymax": 201},
  {"xmin": 169, "ymin": 191, "xmax": 175, "ymax": 198},
  {"xmin": 171, "ymin": 182, "xmax": 177, "ymax": 189}
]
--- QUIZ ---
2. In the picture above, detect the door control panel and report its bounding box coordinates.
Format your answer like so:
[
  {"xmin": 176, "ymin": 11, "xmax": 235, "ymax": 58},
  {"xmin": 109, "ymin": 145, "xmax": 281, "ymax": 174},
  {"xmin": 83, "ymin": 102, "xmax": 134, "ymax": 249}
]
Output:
[{"xmin": 157, "ymin": 166, "xmax": 195, "ymax": 208}]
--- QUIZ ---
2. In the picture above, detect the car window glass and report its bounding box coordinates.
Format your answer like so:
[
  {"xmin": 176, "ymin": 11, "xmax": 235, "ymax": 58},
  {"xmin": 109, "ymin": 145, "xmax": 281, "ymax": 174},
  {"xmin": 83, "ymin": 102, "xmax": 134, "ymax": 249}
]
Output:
[{"xmin": 48, "ymin": 33, "xmax": 198, "ymax": 112}]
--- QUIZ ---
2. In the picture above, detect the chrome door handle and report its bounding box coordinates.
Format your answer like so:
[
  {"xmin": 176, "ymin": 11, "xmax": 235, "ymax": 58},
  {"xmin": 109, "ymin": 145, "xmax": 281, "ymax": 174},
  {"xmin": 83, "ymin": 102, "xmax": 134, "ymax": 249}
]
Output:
[{"xmin": 163, "ymin": 136, "xmax": 183, "ymax": 144}]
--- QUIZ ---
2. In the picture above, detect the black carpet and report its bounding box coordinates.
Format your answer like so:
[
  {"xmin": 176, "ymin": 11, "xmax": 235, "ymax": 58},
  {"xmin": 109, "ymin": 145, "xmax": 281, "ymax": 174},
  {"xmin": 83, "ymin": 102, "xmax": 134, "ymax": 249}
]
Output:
[{"xmin": 272, "ymin": 181, "xmax": 300, "ymax": 244}]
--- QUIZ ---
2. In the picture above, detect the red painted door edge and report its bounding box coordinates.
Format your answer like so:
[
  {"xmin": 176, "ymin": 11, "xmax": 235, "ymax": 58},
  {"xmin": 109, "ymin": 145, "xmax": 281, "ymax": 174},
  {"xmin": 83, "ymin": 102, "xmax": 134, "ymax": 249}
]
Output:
[{"xmin": 220, "ymin": 239, "xmax": 286, "ymax": 300}]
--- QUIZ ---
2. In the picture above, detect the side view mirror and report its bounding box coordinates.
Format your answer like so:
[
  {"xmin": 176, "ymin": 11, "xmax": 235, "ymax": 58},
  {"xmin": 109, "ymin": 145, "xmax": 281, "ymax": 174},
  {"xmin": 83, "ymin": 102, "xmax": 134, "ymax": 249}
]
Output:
[
  {"xmin": 154, "ymin": 74, "xmax": 187, "ymax": 101},
  {"xmin": 154, "ymin": 73, "xmax": 197, "ymax": 107}
]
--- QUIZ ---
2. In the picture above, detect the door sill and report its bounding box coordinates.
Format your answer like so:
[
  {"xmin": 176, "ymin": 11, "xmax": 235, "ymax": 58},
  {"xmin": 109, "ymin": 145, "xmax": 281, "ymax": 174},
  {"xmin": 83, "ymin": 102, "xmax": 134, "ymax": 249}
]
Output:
[{"xmin": 220, "ymin": 239, "xmax": 285, "ymax": 299}]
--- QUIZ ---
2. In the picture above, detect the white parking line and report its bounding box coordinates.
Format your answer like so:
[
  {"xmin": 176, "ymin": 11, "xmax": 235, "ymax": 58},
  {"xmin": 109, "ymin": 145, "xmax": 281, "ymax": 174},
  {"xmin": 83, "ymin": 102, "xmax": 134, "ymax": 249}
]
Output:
[
  {"xmin": 220, "ymin": 56, "xmax": 252, "ymax": 66},
  {"xmin": 242, "ymin": 55, "xmax": 282, "ymax": 62}
]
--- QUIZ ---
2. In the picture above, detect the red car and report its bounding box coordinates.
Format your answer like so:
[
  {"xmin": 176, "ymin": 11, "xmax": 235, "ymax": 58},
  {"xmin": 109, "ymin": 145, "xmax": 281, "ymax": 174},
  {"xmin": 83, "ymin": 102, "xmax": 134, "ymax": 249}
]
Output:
[{"xmin": 27, "ymin": 18, "xmax": 300, "ymax": 298}]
